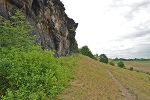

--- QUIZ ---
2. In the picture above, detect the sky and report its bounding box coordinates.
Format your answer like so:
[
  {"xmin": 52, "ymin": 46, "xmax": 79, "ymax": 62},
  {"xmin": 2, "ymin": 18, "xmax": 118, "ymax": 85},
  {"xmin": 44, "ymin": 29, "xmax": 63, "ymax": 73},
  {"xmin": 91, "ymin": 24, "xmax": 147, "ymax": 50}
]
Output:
[{"xmin": 61, "ymin": 0, "xmax": 150, "ymax": 59}]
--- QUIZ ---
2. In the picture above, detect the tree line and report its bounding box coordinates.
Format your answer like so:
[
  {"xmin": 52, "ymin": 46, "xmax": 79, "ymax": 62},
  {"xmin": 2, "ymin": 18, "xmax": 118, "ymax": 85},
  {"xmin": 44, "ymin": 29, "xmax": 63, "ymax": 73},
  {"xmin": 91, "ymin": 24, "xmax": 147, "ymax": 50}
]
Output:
[{"xmin": 79, "ymin": 45, "xmax": 125, "ymax": 68}]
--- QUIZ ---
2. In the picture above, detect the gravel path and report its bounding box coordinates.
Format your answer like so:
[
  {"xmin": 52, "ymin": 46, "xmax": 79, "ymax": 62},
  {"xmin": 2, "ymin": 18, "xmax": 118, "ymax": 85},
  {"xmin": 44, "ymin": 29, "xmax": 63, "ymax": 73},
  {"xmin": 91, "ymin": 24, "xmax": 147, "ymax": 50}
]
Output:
[{"xmin": 107, "ymin": 70, "xmax": 133, "ymax": 100}]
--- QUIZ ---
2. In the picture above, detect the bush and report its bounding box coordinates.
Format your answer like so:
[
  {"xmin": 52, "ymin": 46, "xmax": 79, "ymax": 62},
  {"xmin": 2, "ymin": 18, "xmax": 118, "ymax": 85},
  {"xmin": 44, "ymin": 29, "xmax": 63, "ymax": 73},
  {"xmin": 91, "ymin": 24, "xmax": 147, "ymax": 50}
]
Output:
[
  {"xmin": 99, "ymin": 54, "xmax": 108, "ymax": 64},
  {"xmin": 0, "ymin": 10, "xmax": 77, "ymax": 99},
  {"xmin": 1, "ymin": 50, "xmax": 77, "ymax": 99},
  {"xmin": 109, "ymin": 61, "xmax": 115, "ymax": 66},
  {"xmin": 79, "ymin": 45, "xmax": 96, "ymax": 60},
  {"xmin": 117, "ymin": 61, "xmax": 125, "ymax": 68},
  {"xmin": 129, "ymin": 67, "xmax": 133, "ymax": 71}
]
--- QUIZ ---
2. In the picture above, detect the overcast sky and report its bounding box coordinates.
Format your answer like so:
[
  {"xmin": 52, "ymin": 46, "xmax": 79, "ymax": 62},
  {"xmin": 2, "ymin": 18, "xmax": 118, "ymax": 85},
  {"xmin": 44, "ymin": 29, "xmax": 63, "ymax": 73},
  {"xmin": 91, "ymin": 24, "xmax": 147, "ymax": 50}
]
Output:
[{"xmin": 61, "ymin": 0, "xmax": 150, "ymax": 59}]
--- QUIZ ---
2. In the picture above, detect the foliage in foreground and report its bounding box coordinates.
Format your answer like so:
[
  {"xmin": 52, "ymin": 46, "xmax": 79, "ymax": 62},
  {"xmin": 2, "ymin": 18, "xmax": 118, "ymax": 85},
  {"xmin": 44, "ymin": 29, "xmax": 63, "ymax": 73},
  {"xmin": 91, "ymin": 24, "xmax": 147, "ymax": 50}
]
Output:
[
  {"xmin": 0, "ymin": 49, "xmax": 77, "ymax": 99},
  {"xmin": 79, "ymin": 45, "xmax": 97, "ymax": 60},
  {"xmin": 0, "ymin": 10, "xmax": 77, "ymax": 99}
]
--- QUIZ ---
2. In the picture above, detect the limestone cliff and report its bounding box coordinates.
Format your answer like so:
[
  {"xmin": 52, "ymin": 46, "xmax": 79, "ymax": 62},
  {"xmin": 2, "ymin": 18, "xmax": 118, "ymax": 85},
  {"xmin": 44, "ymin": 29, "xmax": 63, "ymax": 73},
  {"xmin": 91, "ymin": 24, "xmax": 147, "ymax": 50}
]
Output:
[{"xmin": 0, "ymin": 0, "xmax": 78, "ymax": 57}]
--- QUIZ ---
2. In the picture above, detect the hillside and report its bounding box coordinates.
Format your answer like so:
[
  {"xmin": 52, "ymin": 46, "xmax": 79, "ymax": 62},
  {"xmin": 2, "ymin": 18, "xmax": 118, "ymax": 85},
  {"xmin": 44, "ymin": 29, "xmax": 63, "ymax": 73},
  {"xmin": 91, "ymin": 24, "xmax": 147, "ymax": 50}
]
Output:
[
  {"xmin": 0, "ymin": 1, "xmax": 149, "ymax": 100},
  {"xmin": 57, "ymin": 55, "xmax": 150, "ymax": 100}
]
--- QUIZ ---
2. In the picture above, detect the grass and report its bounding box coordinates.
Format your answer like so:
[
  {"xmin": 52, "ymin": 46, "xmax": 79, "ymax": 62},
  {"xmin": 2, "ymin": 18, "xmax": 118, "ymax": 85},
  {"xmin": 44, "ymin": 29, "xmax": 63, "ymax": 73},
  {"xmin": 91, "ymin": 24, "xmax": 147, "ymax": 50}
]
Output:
[
  {"xmin": 57, "ymin": 55, "xmax": 124, "ymax": 100},
  {"xmin": 58, "ymin": 55, "xmax": 150, "ymax": 100},
  {"xmin": 103, "ymin": 65, "xmax": 150, "ymax": 100}
]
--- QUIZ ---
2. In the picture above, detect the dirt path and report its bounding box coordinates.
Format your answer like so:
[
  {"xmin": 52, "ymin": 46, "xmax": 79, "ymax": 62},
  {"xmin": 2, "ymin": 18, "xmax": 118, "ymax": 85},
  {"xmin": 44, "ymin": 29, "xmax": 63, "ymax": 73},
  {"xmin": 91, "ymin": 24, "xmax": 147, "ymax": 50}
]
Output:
[
  {"xmin": 107, "ymin": 70, "xmax": 133, "ymax": 100},
  {"xmin": 57, "ymin": 56, "xmax": 124, "ymax": 100}
]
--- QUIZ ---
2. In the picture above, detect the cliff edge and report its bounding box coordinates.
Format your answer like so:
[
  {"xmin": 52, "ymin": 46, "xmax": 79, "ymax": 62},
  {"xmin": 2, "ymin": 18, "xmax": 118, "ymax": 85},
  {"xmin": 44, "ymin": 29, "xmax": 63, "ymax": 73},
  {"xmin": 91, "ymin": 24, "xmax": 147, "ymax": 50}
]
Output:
[{"xmin": 0, "ymin": 0, "xmax": 78, "ymax": 56}]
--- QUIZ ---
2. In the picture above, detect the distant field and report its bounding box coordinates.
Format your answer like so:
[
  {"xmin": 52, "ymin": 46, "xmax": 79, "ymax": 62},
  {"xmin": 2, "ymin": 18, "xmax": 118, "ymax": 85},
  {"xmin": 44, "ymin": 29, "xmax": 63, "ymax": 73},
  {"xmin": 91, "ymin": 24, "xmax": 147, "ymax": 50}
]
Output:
[
  {"xmin": 124, "ymin": 61, "xmax": 150, "ymax": 72},
  {"xmin": 134, "ymin": 60, "xmax": 150, "ymax": 63},
  {"xmin": 112, "ymin": 60, "xmax": 150, "ymax": 72}
]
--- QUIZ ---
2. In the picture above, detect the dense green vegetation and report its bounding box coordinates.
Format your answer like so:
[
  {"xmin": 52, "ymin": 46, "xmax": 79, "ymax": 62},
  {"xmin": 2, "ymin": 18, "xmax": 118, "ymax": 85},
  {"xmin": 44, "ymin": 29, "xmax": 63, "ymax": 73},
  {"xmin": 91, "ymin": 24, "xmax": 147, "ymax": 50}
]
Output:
[
  {"xmin": 79, "ymin": 45, "xmax": 97, "ymax": 60},
  {"xmin": 0, "ymin": 10, "xmax": 34, "ymax": 50},
  {"xmin": 0, "ymin": 10, "xmax": 77, "ymax": 99},
  {"xmin": 117, "ymin": 61, "xmax": 125, "ymax": 68},
  {"xmin": 99, "ymin": 54, "xmax": 108, "ymax": 64}
]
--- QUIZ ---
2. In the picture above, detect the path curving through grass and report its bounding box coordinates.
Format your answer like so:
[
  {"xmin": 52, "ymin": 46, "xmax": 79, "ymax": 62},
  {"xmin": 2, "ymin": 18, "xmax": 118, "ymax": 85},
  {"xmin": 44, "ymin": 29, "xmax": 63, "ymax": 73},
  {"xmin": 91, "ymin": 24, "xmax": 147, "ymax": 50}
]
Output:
[
  {"xmin": 57, "ymin": 55, "xmax": 124, "ymax": 100},
  {"xmin": 107, "ymin": 70, "xmax": 133, "ymax": 100}
]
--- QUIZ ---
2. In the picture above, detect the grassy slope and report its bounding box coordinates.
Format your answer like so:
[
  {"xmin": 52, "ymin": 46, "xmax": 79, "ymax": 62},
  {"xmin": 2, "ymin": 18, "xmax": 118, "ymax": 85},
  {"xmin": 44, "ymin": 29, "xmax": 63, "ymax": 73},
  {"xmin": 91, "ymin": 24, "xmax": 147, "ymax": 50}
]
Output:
[
  {"xmin": 104, "ymin": 65, "xmax": 150, "ymax": 100},
  {"xmin": 102, "ymin": 60, "xmax": 150, "ymax": 100},
  {"xmin": 57, "ymin": 55, "xmax": 123, "ymax": 100},
  {"xmin": 57, "ymin": 55, "xmax": 150, "ymax": 100}
]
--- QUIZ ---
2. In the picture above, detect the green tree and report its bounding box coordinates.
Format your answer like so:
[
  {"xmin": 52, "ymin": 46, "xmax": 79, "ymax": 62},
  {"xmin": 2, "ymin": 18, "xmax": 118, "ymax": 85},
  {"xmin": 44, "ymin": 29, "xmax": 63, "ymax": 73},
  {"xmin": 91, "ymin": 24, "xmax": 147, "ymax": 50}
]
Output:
[
  {"xmin": 79, "ymin": 45, "xmax": 97, "ymax": 60},
  {"xmin": 99, "ymin": 54, "xmax": 108, "ymax": 64},
  {"xmin": 0, "ymin": 10, "xmax": 34, "ymax": 51},
  {"xmin": 117, "ymin": 61, "xmax": 125, "ymax": 68}
]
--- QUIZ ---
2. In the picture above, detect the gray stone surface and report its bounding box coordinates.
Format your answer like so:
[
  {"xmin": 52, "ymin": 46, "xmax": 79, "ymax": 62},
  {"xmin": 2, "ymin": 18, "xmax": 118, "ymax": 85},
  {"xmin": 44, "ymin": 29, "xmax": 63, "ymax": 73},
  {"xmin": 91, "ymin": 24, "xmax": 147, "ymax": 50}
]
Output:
[{"xmin": 0, "ymin": 0, "xmax": 78, "ymax": 57}]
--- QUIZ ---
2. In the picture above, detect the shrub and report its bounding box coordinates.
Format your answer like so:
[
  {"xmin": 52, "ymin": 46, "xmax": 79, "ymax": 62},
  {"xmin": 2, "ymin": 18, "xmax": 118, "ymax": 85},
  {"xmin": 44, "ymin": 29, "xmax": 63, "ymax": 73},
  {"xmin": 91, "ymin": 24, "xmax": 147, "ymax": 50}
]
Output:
[
  {"xmin": 1, "ymin": 50, "xmax": 77, "ymax": 99},
  {"xmin": 0, "ymin": 10, "xmax": 77, "ymax": 99},
  {"xmin": 117, "ymin": 61, "xmax": 125, "ymax": 68},
  {"xmin": 79, "ymin": 45, "xmax": 96, "ymax": 60},
  {"xmin": 109, "ymin": 61, "xmax": 115, "ymax": 66},
  {"xmin": 129, "ymin": 67, "xmax": 133, "ymax": 71},
  {"xmin": 99, "ymin": 54, "xmax": 108, "ymax": 64}
]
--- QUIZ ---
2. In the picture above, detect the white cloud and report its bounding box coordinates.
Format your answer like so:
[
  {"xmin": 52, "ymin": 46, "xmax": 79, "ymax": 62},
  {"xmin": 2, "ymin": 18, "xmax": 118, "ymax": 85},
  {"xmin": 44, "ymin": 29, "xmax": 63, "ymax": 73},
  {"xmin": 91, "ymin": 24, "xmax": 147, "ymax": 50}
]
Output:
[{"xmin": 62, "ymin": 0, "xmax": 150, "ymax": 58}]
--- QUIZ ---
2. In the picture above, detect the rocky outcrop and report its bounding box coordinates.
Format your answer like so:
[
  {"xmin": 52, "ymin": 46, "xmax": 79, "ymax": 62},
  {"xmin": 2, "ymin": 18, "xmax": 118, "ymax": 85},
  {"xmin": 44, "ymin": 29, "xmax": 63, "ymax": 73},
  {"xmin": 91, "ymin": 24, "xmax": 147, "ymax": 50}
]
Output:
[{"xmin": 0, "ymin": 0, "xmax": 78, "ymax": 57}]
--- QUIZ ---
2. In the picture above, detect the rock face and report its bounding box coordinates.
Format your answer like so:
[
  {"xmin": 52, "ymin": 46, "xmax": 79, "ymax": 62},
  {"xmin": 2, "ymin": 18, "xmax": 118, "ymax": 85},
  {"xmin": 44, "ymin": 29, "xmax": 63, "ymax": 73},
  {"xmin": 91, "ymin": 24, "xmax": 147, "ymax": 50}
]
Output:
[{"xmin": 0, "ymin": 0, "xmax": 78, "ymax": 57}]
